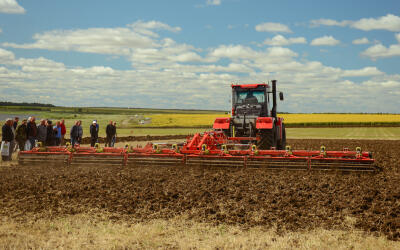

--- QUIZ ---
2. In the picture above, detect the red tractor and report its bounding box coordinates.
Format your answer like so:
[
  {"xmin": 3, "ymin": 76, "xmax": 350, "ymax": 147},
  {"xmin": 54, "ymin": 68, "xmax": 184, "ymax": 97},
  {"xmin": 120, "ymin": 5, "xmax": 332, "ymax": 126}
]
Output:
[{"xmin": 213, "ymin": 80, "xmax": 286, "ymax": 150}]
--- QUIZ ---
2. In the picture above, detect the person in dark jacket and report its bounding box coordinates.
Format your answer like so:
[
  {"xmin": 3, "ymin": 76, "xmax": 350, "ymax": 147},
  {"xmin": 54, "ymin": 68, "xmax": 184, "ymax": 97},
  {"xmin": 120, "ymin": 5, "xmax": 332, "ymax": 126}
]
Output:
[
  {"xmin": 70, "ymin": 121, "xmax": 80, "ymax": 147},
  {"xmin": 26, "ymin": 117, "xmax": 37, "ymax": 150},
  {"xmin": 13, "ymin": 117, "xmax": 19, "ymax": 130},
  {"xmin": 2, "ymin": 118, "xmax": 14, "ymax": 161},
  {"xmin": 37, "ymin": 119, "xmax": 47, "ymax": 145},
  {"xmin": 111, "ymin": 122, "xmax": 117, "ymax": 147},
  {"xmin": 105, "ymin": 120, "xmax": 113, "ymax": 147},
  {"xmin": 45, "ymin": 120, "xmax": 55, "ymax": 146},
  {"xmin": 15, "ymin": 119, "xmax": 27, "ymax": 151},
  {"xmin": 90, "ymin": 120, "xmax": 99, "ymax": 147}
]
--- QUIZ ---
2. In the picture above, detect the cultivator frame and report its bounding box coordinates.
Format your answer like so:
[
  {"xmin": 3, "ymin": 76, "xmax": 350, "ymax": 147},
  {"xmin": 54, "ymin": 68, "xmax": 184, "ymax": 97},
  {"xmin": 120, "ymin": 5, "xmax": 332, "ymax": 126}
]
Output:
[{"xmin": 19, "ymin": 131, "xmax": 377, "ymax": 172}]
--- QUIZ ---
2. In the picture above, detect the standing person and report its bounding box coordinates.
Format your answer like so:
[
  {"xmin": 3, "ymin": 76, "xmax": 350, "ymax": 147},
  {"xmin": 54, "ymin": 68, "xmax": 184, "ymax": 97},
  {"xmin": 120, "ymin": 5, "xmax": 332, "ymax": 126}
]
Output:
[
  {"xmin": 12, "ymin": 117, "xmax": 19, "ymax": 151},
  {"xmin": 26, "ymin": 116, "xmax": 37, "ymax": 149},
  {"xmin": 37, "ymin": 119, "xmax": 47, "ymax": 145},
  {"xmin": 105, "ymin": 120, "xmax": 113, "ymax": 147},
  {"xmin": 77, "ymin": 120, "xmax": 83, "ymax": 144},
  {"xmin": 13, "ymin": 117, "xmax": 19, "ymax": 130},
  {"xmin": 46, "ymin": 120, "xmax": 55, "ymax": 146},
  {"xmin": 70, "ymin": 121, "xmax": 80, "ymax": 147},
  {"xmin": 90, "ymin": 121, "xmax": 99, "ymax": 147},
  {"xmin": 111, "ymin": 122, "xmax": 117, "ymax": 147},
  {"xmin": 60, "ymin": 119, "xmax": 66, "ymax": 145},
  {"xmin": 1, "ymin": 118, "xmax": 14, "ymax": 161},
  {"xmin": 15, "ymin": 119, "xmax": 28, "ymax": 151},
  {"xmin": 54, "ymin": 121, "xmax": 62, "ymax": 146}
]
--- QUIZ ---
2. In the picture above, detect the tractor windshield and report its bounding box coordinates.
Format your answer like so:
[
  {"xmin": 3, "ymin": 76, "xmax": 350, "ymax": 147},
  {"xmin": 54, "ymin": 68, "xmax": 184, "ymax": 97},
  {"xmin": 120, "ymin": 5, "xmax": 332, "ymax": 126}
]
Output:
[{"xmin": 236, "ymin": 90, "xmax": 265, "ymax": 104}]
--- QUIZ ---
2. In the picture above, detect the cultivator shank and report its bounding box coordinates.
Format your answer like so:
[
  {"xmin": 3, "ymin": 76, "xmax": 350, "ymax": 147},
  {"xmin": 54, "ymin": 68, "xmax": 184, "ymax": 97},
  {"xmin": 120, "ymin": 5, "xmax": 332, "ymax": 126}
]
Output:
[{"xmin": 19, "ymin": 131, "xmax": 377, "ymax": 172}]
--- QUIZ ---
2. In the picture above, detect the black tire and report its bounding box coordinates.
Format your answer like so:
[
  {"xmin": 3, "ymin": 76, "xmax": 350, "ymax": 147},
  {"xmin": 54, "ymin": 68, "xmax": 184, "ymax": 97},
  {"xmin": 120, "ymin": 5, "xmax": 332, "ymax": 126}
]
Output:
[
  {"xmin": 277, "ymin": 123, "xmax": 286, "ymax": 150},
  {"xmin": 257, "ymin": 126, "xmax": 276, "ymax": 150}
]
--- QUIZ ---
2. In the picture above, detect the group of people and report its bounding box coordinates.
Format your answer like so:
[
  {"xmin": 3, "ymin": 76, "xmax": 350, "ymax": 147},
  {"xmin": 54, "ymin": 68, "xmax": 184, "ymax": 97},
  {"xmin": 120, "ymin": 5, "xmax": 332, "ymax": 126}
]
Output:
[
  {"xmin": 1, "ymin": 117, "xmax": 66, "ymax": 161},
  {"xmin": 1, "ymin": 117, "xmax": 118, "ymax": 161},
  {"xmin": 69, "ymin": 120, "xmax": 117, "ymax": 147}
]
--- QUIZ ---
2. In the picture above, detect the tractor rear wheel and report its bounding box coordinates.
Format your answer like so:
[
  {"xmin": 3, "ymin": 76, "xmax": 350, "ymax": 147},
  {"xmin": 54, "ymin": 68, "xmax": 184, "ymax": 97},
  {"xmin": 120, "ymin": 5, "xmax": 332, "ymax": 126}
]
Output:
[
  {"xmin": 257, "ymin": 126, "xmax": 276, "ymax": 150},
  {"xmin": 277, "ymin": 123, "xmax": 286, "ymax": 150}
]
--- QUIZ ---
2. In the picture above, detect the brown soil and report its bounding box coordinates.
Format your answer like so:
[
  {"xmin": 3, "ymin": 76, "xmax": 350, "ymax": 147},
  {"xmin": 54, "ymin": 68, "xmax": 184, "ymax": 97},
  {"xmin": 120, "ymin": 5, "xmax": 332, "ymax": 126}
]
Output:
[{"xmin": 0, "ymin": 139, "xmax": 399, "ymax": 240}]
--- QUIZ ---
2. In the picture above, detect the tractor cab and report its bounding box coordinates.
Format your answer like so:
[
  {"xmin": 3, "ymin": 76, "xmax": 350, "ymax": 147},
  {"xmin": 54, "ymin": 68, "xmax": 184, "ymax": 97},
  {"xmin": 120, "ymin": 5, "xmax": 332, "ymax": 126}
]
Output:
[{"xmin": 232, "ymin": 84, "xmax": 269, "ymax": 118}]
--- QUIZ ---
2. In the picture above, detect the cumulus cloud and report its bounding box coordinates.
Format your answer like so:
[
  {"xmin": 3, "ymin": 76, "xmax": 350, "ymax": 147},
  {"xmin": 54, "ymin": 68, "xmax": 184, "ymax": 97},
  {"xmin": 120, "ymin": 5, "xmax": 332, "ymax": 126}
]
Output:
[
  {"xmin": 360, "ymin": 33, "xmax": 400, "ymax": 60},
  {"xmin": 255, "ymin": 22, "xmax": 292, "ymax": 33},
  {"xmin": 311, "ymin": 36, "xmax": 340, "ymax": 46},
  {"xmin": 3, "ymin": 21, "xmax": 182, "ymax": 56},
  {"xmin": 263, "ymin": 35, "xmax": 306, "ymax": 46},
  {"xmin": 0, "ymin": 0, "xmax": 25, "ymax": 14},
  {"xmin": 310, "ymin": 18, "xmax": 350, "ymax": 27},
  {"xmin": 206, "ymin": 0, "xmax": 221, "ymax": 6},
  {"xmin": 342, "ymin": 67, "xmax": 383, "ymax": 77},
  {"xmin": 1, "ymin": 20, "xmax": 399, "ymax": 112},
  {"xmin": 310, "ymin": 14, "xmax": 400, "ymax": 32},
  {"xmin": 352, "ymin": 37, "xmax": 370, "ymax": 45},
  {"xmin": 352, "ymin": 14, "xmax": 400, "ymax": 32},
  {"xmin": 0, "ymin": 48, "xmax": 15, "ymax": 62}
]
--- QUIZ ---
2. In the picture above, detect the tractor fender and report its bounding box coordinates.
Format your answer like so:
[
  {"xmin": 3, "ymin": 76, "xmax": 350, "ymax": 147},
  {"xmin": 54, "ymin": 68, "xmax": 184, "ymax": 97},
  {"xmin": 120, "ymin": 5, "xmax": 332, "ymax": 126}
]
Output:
[
  {"xmin": 213, "ymin": 117, "xmax": 231, "ymax": 130},
  {"xmin": 256, "ymin": 117, "xmax": 275, "ymax": 129}
]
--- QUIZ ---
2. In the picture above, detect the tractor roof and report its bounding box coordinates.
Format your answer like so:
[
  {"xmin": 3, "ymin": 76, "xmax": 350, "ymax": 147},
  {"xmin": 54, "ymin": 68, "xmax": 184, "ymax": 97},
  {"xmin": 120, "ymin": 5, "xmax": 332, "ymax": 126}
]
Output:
[{"xmin": 231, "ymin": 83, "xmax": 268, "ymax": 89}]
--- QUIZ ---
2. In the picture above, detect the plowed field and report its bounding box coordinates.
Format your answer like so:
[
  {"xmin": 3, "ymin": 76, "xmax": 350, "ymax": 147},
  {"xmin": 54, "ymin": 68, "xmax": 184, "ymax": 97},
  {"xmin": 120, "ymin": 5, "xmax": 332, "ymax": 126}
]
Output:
[{"xmin": 0, "ymin": 139, "xmax": 399, "ymax": 240}]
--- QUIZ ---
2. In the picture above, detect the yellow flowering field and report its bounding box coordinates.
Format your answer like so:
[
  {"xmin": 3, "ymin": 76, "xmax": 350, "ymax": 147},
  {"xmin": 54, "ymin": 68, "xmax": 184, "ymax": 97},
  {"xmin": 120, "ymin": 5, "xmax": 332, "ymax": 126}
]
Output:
[{"xmin": 145, "ymin": 113, "xmax": 400, "ymax": 127}]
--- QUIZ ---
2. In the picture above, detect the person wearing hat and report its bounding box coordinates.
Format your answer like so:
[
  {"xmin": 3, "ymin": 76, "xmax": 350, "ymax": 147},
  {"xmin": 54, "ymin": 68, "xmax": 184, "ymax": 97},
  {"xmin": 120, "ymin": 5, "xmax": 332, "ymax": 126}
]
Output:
[
  {"xmin": 15, "ymin": 119, "xmax": 28, "ymax": 151},
  {"xmin": 90, "ymin": 120, "xmax": 99, "ymax": 147},
  {"xmin": 1, "ymin": 118, "xmax": 14, "ymax": 161}
]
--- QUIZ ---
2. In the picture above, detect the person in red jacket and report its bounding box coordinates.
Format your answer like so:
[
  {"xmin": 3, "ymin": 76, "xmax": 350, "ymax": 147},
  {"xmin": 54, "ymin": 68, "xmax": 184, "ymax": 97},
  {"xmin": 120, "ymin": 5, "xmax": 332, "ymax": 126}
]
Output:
[{"xmin": 60, "ymin": 119, "xmax": 66, "ymax": 145}]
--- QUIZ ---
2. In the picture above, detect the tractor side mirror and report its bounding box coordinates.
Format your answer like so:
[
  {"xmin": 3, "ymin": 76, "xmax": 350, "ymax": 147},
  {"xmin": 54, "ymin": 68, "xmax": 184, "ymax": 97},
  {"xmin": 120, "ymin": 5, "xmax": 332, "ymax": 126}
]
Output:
[{"xmin": 279, "ymin": 92, "xmax": 284, "ymax": 101}]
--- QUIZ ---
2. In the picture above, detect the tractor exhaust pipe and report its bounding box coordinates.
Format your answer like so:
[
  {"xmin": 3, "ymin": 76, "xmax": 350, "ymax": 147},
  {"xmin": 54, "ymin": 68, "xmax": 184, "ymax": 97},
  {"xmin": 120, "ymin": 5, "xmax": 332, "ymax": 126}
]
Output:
[{"xmin": 271, "ymin": 80, "xmax": 277, "ymax": 118}]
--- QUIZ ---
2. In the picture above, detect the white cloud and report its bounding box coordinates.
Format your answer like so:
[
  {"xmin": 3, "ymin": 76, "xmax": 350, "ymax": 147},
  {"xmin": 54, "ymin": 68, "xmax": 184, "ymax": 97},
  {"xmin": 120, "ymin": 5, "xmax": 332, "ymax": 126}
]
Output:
[
  {"xmin": 1, "ymin": 20, "xmax": 399, "ymax": 112},
  {"xmin": 206, "ymin": 0, "xmax": 221, "ymax": 6},
  {"xmin": 311, "ymin": 36, "xmax": 340, "ymax": 46},
  {"xmin": 0, "ymin": 0, "xmax": 25, "ymax": 14},
  {"xmin": 352, "ymin": 37, "xmax": 370, "ymax": 45},
  {"xmin": 3, "ymin": 21, "xmax": 182, "ymax": 56},
  {"xmin": 360, "ymin": 33, "xmax": 400, "ymax": 60},
  {"xmin": 0, "ymin": 28, "xmax": 2, "ymax": 34},
  {"xmin": 310, "ymin": 18, "xmax": 350, "ymax": 27},
  {"xmin": 352, "ymin": 14, "xmax": 400, "ymax": 32},
  {"xmin": 255, "ymin": 22, "xmax": 292, "ymax": 33},
  {"xmin": 361, "ymin": 43, "xmax": 400, "ymax": 60},
  {"xmin": 263, "ymin": 35, "xmax": 306, "ymax": 46},
  {"xmin": 0, "ymin": 48, "xmax": 15, "ymax": 62},
  {"xmin": 342, "ymin": 67, "xmax": 383, "ymax": 77},
  {"xmin": 310, "ymin": 14, "xmax": 400, "ymax": 32}
]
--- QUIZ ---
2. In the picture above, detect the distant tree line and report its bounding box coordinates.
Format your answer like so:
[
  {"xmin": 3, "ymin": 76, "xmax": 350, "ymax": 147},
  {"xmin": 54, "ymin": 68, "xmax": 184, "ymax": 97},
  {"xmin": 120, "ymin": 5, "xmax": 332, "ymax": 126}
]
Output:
[{"xmin": 0, "ymin": 101, "xmax": 55, "ymax": 107}]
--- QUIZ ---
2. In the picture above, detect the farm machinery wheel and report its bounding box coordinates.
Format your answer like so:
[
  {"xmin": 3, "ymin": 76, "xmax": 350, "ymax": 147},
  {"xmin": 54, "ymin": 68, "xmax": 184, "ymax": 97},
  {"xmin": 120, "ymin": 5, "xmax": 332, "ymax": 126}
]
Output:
[{"xmin": 257, "ymin": 126, "xmax": 276, "ymax": 150}]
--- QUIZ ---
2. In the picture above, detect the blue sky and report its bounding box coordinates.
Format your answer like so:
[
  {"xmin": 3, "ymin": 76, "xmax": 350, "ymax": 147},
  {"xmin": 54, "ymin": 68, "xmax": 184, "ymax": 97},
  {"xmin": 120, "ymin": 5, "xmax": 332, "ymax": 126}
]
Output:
[{"xmin": 0, "ymin": 0, "xmax": 400, "ymax": 112}]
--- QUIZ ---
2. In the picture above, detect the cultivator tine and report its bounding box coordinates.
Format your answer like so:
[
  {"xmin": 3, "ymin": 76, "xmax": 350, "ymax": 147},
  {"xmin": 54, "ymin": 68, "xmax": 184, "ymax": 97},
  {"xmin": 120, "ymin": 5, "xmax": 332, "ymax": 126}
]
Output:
[
  {"xmin": 246, "ymin": 157, "xmax": 309, "ymax": 170},
  {"xmin": 126, "ymin": 154, "xmax": 184, "ymax": 167},
  {"xmin": 70, "ymin": 154, "xmax": 125, "ymax": 166},
  {"xmin": 18, "ymin": 152, "xmax": 69, "ymax": 166},
  {"xmin": 310, "ymin": 159, "xmax": 376, "ymax": 172},
  {"xmin": 186, "ymin": 155, "xmax": 244, "ymax": 168}
]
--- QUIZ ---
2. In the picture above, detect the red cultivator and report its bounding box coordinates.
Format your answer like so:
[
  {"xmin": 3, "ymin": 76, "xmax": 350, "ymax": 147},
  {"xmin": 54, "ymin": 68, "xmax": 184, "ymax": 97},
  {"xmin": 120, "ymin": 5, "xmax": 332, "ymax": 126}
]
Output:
[
  {"xmin": 18, "ymin": 80, "xmax": 377, "ymax": 171},
  {"xmin": 19, "ymin": 130, "xmax": 377, "ymax": 171}
]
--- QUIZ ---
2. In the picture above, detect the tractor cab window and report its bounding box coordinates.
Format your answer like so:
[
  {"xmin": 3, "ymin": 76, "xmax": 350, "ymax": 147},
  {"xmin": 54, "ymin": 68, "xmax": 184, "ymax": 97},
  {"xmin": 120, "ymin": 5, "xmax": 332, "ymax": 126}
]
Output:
[{"xmin": 236, "ymin": 90, "xmax": 265, "ymax": 104}]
